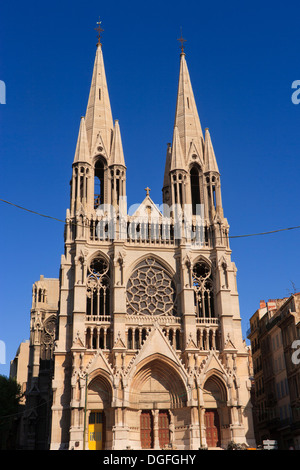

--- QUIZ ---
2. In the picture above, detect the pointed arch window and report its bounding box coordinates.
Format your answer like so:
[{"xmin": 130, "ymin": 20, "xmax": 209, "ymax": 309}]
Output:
[
  {"xmin": 192, "ymin": 261, "xmax": 215, "ymax": 318},
  {"xmin": 172, "ymin": 173, "xmax": 184, "ymax": 207},
  {"xmin": 190, "ymin": 165, "xmax": 201, "ymax": 215},
  {"xmin": 86, "ymin": 255, "xmax": 110, "ymax": 318},
  {"xmin": 94, "ymin": 159, "xmax": 105, "ymax": 208},
  {"xmin": 110, "ymin": 168, "xmax": 122, "ymax": 205},
  {"xmin": 207, "ymin": 175, "xmax": 218, "ymax": 210},
  {"xmin": 211, "ymin": 176, "xmax": 217, "ymax": 208},
  {"xmin": 221, "ymin": 262, "xmax": 229, "ymax": 289},
  {"xmin": 40, "ymin": 316, "xmax": 57, "ymax": 369}
]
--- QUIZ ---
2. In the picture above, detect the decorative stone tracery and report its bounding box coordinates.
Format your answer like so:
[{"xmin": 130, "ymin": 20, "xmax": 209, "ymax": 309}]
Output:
[
  {"xmin": 41, "ymin": 316, "xmax": 57, "ymax": 361},
  {"xmin": 126, "ymin": 258, "xmax": 177, "ymax": 316},
  {"xmin": 192, "ymin": 260, "xmax": 215, "ymax": 318},
  {"xmin": 86, "ymin": 255, "xmax": 110, "ymax": 317}
]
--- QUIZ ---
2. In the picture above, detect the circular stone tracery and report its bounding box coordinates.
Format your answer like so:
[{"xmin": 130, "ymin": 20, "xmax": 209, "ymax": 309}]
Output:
[{"xmin": 126, "ymin": 258, "xmax": 177, "ymax": 316}]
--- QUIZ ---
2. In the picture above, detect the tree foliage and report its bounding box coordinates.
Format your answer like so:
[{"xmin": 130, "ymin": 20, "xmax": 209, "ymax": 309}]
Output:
[{"xmin": 0, "ymin": 375, "xmax": 21, "ymax": 449}]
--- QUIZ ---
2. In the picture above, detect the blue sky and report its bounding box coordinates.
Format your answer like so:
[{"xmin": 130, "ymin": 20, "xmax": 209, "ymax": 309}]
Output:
[{"xmin": 1, "ymin": 0, "xmax": 300, "ymax": 377}]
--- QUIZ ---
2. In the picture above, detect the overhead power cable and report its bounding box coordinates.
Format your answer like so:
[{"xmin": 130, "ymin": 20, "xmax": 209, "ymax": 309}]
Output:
[
  {"xmin": 1, "ymin": 197, "xmax": 300, "ymax": 240},
  {"xmin": 0, "ymin": 198, "xmax": 65, "ymax": 223},
  {"xmin": 229, "ymin": 225, "xmax": 300, "ymax": 239}
]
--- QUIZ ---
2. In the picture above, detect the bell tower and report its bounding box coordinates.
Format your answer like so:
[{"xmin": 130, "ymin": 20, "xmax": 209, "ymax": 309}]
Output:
[
  {"xmin": 70, "ymin": 34, "xmax": 126, "ymax": 217},
  {"xmin": 49, "ymin": 27, "xmax": 129, "ymax": 450}
]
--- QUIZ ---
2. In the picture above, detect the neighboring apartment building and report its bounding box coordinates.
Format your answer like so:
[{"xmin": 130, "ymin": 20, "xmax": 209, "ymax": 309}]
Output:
[
  {"xmin": 277, "ymin": 293, "xmax": 300, "ymax": 449},
  {"xmin": 248, "ymin": 294, "xmax": 300, "ymax": 449}
]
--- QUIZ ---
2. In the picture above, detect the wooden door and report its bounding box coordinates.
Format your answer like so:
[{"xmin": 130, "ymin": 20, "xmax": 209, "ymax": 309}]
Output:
[
  {"xmin": 205, "ymin": 409, "xmax": 221, "ymax": 447},
  {"xmin": 158, "ymin": 410, "xmax": 170, "ymax": 448},
  {"xmin": 140, "ymin": 410, "xmax": 153, "ymax": 449},
  {"xmin": 88, "ymin": 411, "xmax": 104, "ymax": 450}
]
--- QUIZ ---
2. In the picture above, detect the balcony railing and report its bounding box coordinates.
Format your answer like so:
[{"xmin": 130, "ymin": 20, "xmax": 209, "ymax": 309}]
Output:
[
  {"xmin": 65, "ymin": 214, "xmax": 222, "ymax": 249},
  {"xmin": 86, "ymin": 314, "xmax": 111, "ymax": 323},
  {"xmin": 196, "ymin": 317, "xmax": 219, "ymax": 325}
]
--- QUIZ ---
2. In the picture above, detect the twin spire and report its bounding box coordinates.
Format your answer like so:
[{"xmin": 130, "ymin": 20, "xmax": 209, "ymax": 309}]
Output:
[
  {"xmin": 85, "ymin": 42, "xmax": 114, "ymax": 155},
  {"xmin": 170, "ymin": 48, "xmax": 219, "ymax": 174},
  {"xmin": 173, "ymin": 51, "xmax": 204, "ymax": 162},
  {"xmin": 74, "ymin": 37, "xmax": 125, "ymax": 167},
  {"xmin": 74, "ymin": 24, "xmax": 219, "ymax": 180}
]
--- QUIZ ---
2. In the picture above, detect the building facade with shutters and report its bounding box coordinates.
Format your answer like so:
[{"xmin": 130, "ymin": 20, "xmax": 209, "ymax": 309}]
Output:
[
  {"xmin": 248, "ymin": 295, "xmax": 300, "ymax": 449},
  {"xmin": 21, "ymin": 33, "xmax": 255, "ymax": 450}
]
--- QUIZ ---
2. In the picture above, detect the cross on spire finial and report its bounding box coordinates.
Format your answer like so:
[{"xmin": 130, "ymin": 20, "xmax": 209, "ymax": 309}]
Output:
[
  {"xmin": 95, "ymin": 17, "xmax": 104, "ymax": 46},
  {"xmin": 177, "ymin": 27, "xmax": 187, "ymax": 54},
  {"xmin": 145, "ymin": 187, "xmax": 151, "ymax": 197}
]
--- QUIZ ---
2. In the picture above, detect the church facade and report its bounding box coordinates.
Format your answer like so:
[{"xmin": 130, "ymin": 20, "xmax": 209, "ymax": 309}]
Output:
[{"xmin": 22, "ymin": 33, "xmax": 255, "ymax": 450}]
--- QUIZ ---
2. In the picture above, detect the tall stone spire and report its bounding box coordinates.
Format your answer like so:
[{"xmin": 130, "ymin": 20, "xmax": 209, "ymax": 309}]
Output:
[
  {"xmin": 85, "ymin": 41, "xmax": 114, "ymax": 156},
  {"xmin": 174, "ymin": 51, "xmax": 204, "ymax": 162}
]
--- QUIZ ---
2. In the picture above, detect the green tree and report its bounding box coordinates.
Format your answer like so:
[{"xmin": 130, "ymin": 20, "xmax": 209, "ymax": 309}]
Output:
[{"xmin": 0, "ymin": 375, "xmax": 21, "ymax": 449}]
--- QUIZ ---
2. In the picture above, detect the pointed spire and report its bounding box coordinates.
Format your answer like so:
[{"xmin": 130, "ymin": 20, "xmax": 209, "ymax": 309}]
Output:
[
  {"xmin": 74, "ymin": 117, "xmax": 90, "ymax": 163},
  {"xmin": 110, "ymin": 119, "xmax": 126, "ymax": 167},
  {"xmin": 204, "ymin": 128, "xmax": 219, "ymax": 173},
  {"xmin": 174, "ymin": 51, "xmax": 204, "ymax": 162},
  {"xmin": 85, "ymin": 42, "xmax": 114, "ymax": 156},
  {"xmin": 170, "ymin": 125, "xmax": 185, "ymax": 171}
]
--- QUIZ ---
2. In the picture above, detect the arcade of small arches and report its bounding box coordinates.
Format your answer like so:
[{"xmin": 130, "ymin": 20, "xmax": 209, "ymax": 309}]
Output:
[
  {"xmin": 170, "ymin": 163, "xmax": 221, "ymax": 216},
  {"xmin": 71, "ymin": 154, "xmax": 126, "ymax": 214},
  {"xmin": 32, "ymin": 285, "xmax": 47, "ymax": 305},
  {"xmin": 85, "ymin": 326, "xmax": 112, "ymax": 350},
  {"xmin": 84, "ymin": 324, "xmax": 220, "ymax": 352}
]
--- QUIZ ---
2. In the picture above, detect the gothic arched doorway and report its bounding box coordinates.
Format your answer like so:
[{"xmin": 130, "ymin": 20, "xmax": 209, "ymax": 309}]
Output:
[
  {"xmin": 87, "ymin": 373, "xmax": 113, "ymax": 450},
  {"xmin": 130, "ymin": 357, "xmax": 188, "ymax": 449},
  {"xmin": 203, "ymin": 374, "xmax": 228, "ymax": 448}
]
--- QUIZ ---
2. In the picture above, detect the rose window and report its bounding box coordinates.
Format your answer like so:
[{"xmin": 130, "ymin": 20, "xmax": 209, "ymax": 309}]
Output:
[{"xmin": 126, "ymin": 258, "xmax": 177, "ymax": 316}]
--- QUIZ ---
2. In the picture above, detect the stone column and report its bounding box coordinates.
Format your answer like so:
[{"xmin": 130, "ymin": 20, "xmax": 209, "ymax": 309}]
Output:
[{"xmin": 152, "ymin": 409, "xmax": 160, "ymax": 449}]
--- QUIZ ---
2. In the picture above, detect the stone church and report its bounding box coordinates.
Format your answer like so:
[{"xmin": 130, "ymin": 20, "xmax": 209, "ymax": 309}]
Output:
[{"xmin": 21, "ymin": 30, "xmax": 256, "ymax": 450}]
